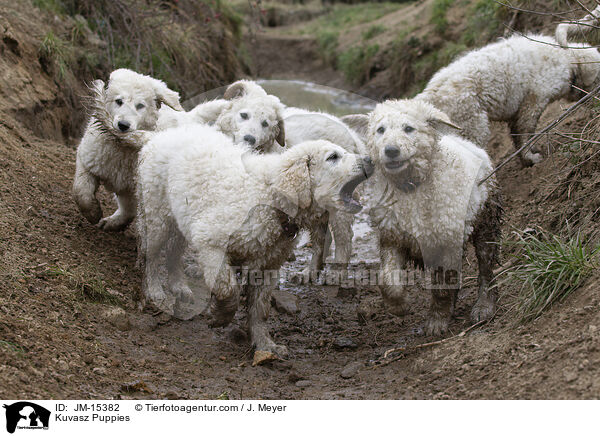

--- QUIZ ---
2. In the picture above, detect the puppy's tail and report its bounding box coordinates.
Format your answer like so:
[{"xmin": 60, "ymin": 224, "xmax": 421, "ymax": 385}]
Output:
[{"xmin": 556, "ymin": 5, "xmax": 600, "ymax": 47}]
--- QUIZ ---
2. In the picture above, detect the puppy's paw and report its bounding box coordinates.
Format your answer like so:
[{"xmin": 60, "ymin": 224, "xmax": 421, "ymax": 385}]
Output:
[
  {"xmin": 257, "ymin": 343, "xmax": 289, "ymax": 359},
  {"xmin": 81, "ymin": 205, "xmax": 102, "ymax": 225},
  {"xmin": 470, "ymin": 297, "xmax": 496, "ymax": 324},
  {"xmin": 171, "ymin": 283, "xmax": 194, "ymax": 304},
  {"xmin": 424, "ymin": 312, "xmax": 450, "ymax": 336},
  {"xmin": 383, "ymin": 296, "xmax": 409, "ymax": 317},
  {"xmin": 98, "ymin": 216, "xmax": 129, "ymax": 232},
  {"xmin": 208, "ymin": 298, "xmax": 237, "ymax": 328}
]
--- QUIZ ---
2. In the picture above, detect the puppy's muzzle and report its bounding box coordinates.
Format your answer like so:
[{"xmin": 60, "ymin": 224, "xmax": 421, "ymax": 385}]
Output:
[
  {"xmin": 340, "ymin": 156, "xmax": 373, "ymax": 214},
  {"xmin": 118, "ymin": 120, "xmax": 131, "ymax": 132}
]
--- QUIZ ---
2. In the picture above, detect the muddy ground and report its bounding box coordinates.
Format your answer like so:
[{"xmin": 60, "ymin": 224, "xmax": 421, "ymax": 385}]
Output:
[{"xmin": 2, "ymin": 2, "xmax": 600, "ymax": 400}]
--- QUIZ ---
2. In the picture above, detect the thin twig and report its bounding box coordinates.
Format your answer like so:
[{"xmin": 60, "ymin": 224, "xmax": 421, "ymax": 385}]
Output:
[
  {"xmin": 371, "ymin": 320, "xmax": 489, "ymax": 368},
  {"xmin": 479, "ymin": 82, "xmax": 600, "ymax": 186}
]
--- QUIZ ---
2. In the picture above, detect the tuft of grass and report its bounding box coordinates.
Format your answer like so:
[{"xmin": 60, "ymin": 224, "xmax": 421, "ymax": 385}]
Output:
[
  {"xmin": 216, "ymin": 391, "xmax": 230, "ymax": 400},
  {"xmin": 39, "ymin": 31, "xmax": 74, "ymax": 79},
  {"xmin": 45, "ymin": 266, "xmax": 124, "ymax": 306},
  {"xmin": 363, "ymin": 24, "xmax": 386, "ymax": 40},
  {"xmin": 299, "ymin": 2, "xmax": 405, "ymax": 36},
  {"xmin": 0, "ymin": 340, "xmax": 26, "ymax": 356},
  {"xmin": 502, "ymin": 230, "xmax": 599, "ymax": 323},
  {"xmin": 338, "ymin": 43, "xmax": 379, "ymax": 85},
  {"xmin": 431, "ymin": 0, "xmax": 455, "ymax": 34},
  {"xmin": 316, "ymin": 30, "xmax": 340, "ymax": 65},
  {"xmin": 460, "ymin": 0, "xmax": 502, "ymax": 46}
]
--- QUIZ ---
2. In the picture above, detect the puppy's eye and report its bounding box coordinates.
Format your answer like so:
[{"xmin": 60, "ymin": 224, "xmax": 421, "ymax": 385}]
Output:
[
  {"xmin": 136, "ymin": 103, "xmax": 145, "ymax": 110},
  {"xmin": 326, "ymin": 152, "xmax": 339, "ymax": 162},
  {"xmin": 240, "ymin": 112, "xmax": 249, "ymax": 120},
  {"xmin": 261, "ymin": 120, "xmax": 269, "ymax": 128},
  {"xmin": 404, "ymin": 125, "xmax": 415, "ymax": 133},
  {"xmin": 377, "ymin": 126, "xmax": 385, "ymax": 134},
  {"xmin": 115, "ymin": 99, "xmax": 123, "ymax": 106}
]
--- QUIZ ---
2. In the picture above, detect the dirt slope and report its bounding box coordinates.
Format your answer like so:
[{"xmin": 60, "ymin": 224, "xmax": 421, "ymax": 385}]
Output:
[{"xmin": 2, "ymin": 1, "xmax": 600, "ymax": 400}]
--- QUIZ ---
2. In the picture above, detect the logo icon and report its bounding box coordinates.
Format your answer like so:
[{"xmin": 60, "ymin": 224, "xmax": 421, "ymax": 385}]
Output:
[{"xmin": 3, "ymin": 402, "xmax": 50, "ymax": 434}]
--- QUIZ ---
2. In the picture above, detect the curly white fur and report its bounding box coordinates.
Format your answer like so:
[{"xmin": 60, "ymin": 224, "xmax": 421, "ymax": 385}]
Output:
[
  {"xmin": 136, "ymin": 123, "xmax": 372, "ymax": 355},
  {"xmin": 72, "ymin": 68, "xmax": 182, "ymax": 231},
  {"xmin": 283, "ymin": 106, "xmax": 368, "ymax": 271},
  {"xmin": 414, "ymin": 34, "xmax": 600, "ymax": 166},
  {"xmin": 157, "ymin": 80, "xmax": 285, "ymax": 153},
  {"xmin": 556, "ymin": 6, "xmax": 600, "ymax": 47},
  {"xmin": 343, "ymin": 99, "xmax": 501, "ymax": 336}
]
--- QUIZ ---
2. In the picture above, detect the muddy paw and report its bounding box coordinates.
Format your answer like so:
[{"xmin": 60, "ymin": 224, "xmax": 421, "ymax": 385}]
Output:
[
  {"xmin": 80, "ymin": 204, "xmax": 102, "ymax": 225},
  {"xmin": 383, "ymin": 296, "xmax": 409, "ymax": 317},
  {"xmin": 171, "ymin": 284, "xmax": 194, "ymax": 304},
  {"xmin": 257, "ymin": 343, "xmax": 289, "ymax": 359},
  {"xmin": 470, "ymin": 298, "xmax": 496, "ymax": 324},
  {"xmin": 424, "ymin": 313, "xmax": 450, "ymax": 336},
  {"xmin": 98, "ymin": 216, "xmax": 129, "ymax": 232}
]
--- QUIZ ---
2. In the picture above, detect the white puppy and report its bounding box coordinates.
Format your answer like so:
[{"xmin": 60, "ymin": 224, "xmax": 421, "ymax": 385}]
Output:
[
  {"xmin": 136, "ymin": 124, "xmax": 373, "ymax": 356},
  {"xmin": 73, "ymin": 68, "xmax": 182, "ymax": 231}
]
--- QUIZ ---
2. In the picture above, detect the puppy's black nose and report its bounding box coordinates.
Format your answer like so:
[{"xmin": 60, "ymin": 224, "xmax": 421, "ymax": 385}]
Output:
[
  {"xmin": 118, "ymin": 121, "xmax": 130, "ymax": 132},
  {"xmin": 244, "ymin": 135, "xmax": 256, "ymax": 146},
  {"xmin": 384, "ymin": 146, "xmax": 399, "ymax": 158}
]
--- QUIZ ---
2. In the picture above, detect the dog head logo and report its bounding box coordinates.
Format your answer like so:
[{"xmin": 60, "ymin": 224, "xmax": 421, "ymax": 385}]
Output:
[{"xmin": 3, "ymin": 402, "xmax": 50, "ymax": 434}]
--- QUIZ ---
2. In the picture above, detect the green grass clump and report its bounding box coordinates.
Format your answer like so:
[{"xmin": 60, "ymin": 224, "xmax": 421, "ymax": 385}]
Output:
[
  {"xmin": 300, "ymin": 2, "xmax": 405, "ymax": 36},
  {"xmin": 461, "ymin": 0, "xmax": 502, "ymax": 46},
  {"xmin": 338, "ymin": 43, "xmax": 379, "ymax": 84},
  {"xmin": 39, "ymin": 31, "xmax": 74, "ymax": 79},
  {"xmin": 363, "ymin": 24, "xmax": 386, "ymax": 40},
  {"xmin": 503, "ymin": 230, "xmax": 599, "ymax": 323},
  {"xmin": 316, "ymin": 30, "xmax": 340, "ymax": 65},
  {"xmin": 45, "ymin": 266, "xmax": 123, "ymax": 306},
  {"xmin": 0, "ymin": 340, "xmax": 25, "ymax": 356},
  {"xmin": 431, "ymin": 0, "xmax": 455, "ymax": 34}
]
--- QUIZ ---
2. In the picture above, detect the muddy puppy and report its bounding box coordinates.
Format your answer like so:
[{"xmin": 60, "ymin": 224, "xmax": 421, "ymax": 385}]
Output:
[
  {"xmin": 73, "ymin": 68, "xmax": 182, "ymax": 231},
  {"xmin": 136, "ymin": 124, "xmax": 373, "ymax": 357},
  {"xmin": 344, "ymin": 99, "xmax": 502, "ymax": 336}
]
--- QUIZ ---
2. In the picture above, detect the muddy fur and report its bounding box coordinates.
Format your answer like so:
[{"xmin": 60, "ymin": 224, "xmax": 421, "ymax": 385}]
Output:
[
  {"xmin": 72, "ymin": 68, "xmax": 182, "ymax": 232},
  {"xmin": 344, "ymin": 99, "xmax": 503, "ymax": 335},
  {"xmin": 136, "ymin": 124, "xmax": 373, "ymax": 356}
]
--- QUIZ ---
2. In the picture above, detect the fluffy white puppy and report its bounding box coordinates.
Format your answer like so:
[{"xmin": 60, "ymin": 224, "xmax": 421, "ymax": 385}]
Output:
[
  {"xmin": 73, "ymin": 68, "xmax": 182, "ymax": 231},
  {"xmin": 136, "ymin": 124, "xmax": 373, "ymax": 356}
]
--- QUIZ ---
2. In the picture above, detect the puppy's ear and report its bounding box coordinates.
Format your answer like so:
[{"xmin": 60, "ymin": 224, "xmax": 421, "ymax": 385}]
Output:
[
  {"xmin": 223, "ymin": 81, "xmax": 248, "ymax": 100},
  {"xmin": 150, "ymin": 79, "xmax": 183, "ymax": 111},
  {"xmin": 276, "ymin": 118, "xmax": 285, "ymax": 147},
  {"xmin": 427, "ymin": 107, "xmax": 461, "ymax": 132},
  {"xmin": 274, "ymin": 155, "xmax": 312, "ymax": 214},
  {"xmin": 341, "ymin": 114, "xmax": 369, "ymax": 142}
]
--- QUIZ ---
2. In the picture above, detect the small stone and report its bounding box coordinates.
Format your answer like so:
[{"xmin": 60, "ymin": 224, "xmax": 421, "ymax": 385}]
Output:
[
  {"xmin": 92, "ymin": 367, "xmax": 107, "ymax": 376},
  {"xmin": 121, "ymin": 380, "xmax": 153, "ymax": 394},
  {"xmin": 333, "ymin": 336, "xmax": 358, "ymax": 350},
  {"xmin": 252, "ymin": 350, "xmax": 279, "ymax": 367},
  {"xmin": 564, "ymin": 369, "xmax": 579, "ymax": 383},
  {"xmin": 271, "ymin": 290, "xmax": 299, "ymax": 314},
  {"xmin": 340, "ymin": 362, "xmax": 362, "ymax": 379},
  {"xmin": 295, "ymin": 380, "xmax": 312, "ymax": 388},
  {"xmin": 288, "ymin": 372, "xmax": 302, "ymax": 383},
  {"xmin": 102, "ymin": 307, "xmax": 131, "ymax": 331}
]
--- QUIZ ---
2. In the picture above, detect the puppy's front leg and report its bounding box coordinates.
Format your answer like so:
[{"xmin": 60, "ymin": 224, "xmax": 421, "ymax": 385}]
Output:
[
  {"xmin": 98, "ymin": 192, "xmax": 136, "ymax": 231},
  {"xmin": 380, "ymin": 242, "xmax": 409, "ymax": 316},
  {"xmin": 246, "ymin": 274, "xmax": 288, "ymax": 357},
  {"xmin": 329, "ymin": 211, "xmax": 354, "ymax": 269},
  {"xmin": 73, "ymin": 160, "xmax": 102, "ymax": 224},
  {"xmin": 201, "ymin": 249, "xmax": 240, "ymax": 328},
  {"xmin": 305, "ymin": 214, "xmax": 328, "ymax": 274}
]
